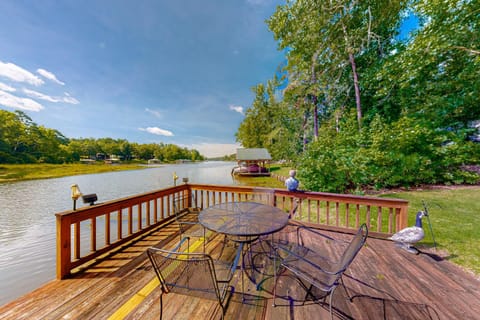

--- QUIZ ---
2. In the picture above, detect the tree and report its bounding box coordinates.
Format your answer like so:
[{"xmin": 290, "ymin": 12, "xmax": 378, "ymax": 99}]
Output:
[
  {"xmin": 236, "ymin": 83, "xmax": 277, "ymax": 149},
  {"xmin": 268, "ymin": 0, "xmax": 408, "ymax": 129}
]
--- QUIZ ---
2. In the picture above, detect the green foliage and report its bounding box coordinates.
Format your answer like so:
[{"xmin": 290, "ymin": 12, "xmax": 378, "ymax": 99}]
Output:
[
  {"xmin": 0, "ymin": 110, "xmax": 69, "ymax": 164},
  {"xmin": 298, "ymin": 114, "xmax": 480, "ymax": 193},
  {"xmin": 236, "ymin": 0, "xmax": 480, "ymax": 193},
  {"xmin": 0, "ymin": 110, "xmax": 204, "ymax": 164}
]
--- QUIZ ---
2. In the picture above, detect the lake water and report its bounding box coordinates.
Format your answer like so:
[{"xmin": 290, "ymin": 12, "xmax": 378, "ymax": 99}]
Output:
[{"xmin": 0, "ymin": 161, "xmax": 240, "ymax": 306}]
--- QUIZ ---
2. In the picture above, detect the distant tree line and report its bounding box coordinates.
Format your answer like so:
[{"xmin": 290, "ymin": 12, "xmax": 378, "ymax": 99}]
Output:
[
  {"xmin": 0, "ymin": 110, "xmax": 204, "ymax": 164},
  {"xmin": 236, "ymin": 0, "xmax": 480, "ymax": 192}
]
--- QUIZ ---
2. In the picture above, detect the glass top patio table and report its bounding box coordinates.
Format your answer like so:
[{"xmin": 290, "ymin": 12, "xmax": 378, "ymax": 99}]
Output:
[{"xmin": 198, "ymin": 201, "xmax": 289, "ymax": 237}]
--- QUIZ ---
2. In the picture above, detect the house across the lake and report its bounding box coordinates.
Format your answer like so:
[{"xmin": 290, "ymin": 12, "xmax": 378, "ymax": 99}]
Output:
[{"xmin": 231, "ymin": 148, "xmax": 271, "ymax": 176}]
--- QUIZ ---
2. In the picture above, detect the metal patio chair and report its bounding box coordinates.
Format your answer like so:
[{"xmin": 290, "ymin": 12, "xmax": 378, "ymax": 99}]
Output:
[
  {"xmin": 173, "ymin": 194, "xmax": 207, "ymax": 252},
  {"xmin": 272, "ymin": 223, "xmax": 368, "ymax": 319},
  {"xmin": 147, "ymin": 241, "xmax": 243, "ymax": 320}
]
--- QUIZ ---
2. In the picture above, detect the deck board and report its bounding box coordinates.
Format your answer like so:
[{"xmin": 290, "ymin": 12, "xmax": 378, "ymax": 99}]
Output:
[{"xmin": 1, "ymin": 218, "xmax": 479, "ymax": 320}]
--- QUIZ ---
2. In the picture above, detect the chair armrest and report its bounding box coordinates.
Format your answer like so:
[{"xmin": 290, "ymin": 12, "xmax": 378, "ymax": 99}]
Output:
[
  {"xmin": 297, "ymin": 226, "xmax": 347, "ymax": 244},
  {"xmin": 297, "ymin": 227, "xmax": 349, "ymax": 263},
  {"xmin": 274, "ymin": 242, "xmax": 344, "ymax": 276}
]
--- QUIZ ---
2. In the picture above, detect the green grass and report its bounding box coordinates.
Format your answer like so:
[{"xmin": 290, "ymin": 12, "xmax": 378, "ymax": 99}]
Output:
[
  {"xmin": 0, "ymin": 163, "xmax": 145, "ymax": 182},
  {"xmin": 380, "ymin": 187, "xmax": 480, "ymax": 276},
  {"xmin": 265, "ymin": 168, "xmax": 480, "ymax": 275}
]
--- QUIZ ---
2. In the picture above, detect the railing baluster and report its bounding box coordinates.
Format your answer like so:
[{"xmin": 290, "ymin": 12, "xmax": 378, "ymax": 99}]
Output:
[
  {"xmin": 105, "ymin": 212, "xmax": 110, "ymax": 246},
  {"xmin": 90, "ymin": 217, "xmax": 96, "ymax": 252},
  {"xmin": 128, "ymin": 206, "xmax": 133, "ymax": 235},
  {"xmin": 326, "ymin": 201, "xmax": 330, "ymax": 225},
  {"xmin": 138, "ymin": 204, "xmax": 142, "ymax": 231},
  {"xmin": 74, "ymin": 222, "xmax": 80, "ymax": 260},
  {"xmin": 356, "ymin": 204, "xmax": 360, "ymax": 228},
  {"xmin": 117, "ymin": 210, "xmax": 122, "ymax": 241},
  {"xmin": 377, "ymin": 207, "xmax": 383, "ymax": 233},
  {"xmin": 366, "ymin": 205, "xmax": 371, "ymax": 229},
  {"xmin": 146, "ymin": 201, "xmax": 151, "ymax": 227},
  {"xmin": 388, "ymin": 208, "xmax": 394, "ymax": 233},
  {"xmin": 345, "ymin": 203, "xmax": 350, "ymax": 228},
  {"xmin": 307, "ymin": 199, "xmax": 311, "ymax": 223},
  {"xmin": 335, "ymin": 202, "xmax": 340, "ymax": 226}
]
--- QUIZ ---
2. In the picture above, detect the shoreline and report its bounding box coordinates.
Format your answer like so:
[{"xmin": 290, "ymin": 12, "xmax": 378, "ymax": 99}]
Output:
[{"xmin": 0, "ymin": 163, "xmax": 150, "ymax": 183}]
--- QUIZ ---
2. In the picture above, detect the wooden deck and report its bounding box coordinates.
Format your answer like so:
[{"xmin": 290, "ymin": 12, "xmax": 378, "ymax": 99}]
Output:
[{"xmin": 1, "ymin": 218, "xmax": 479, "ymax": 320}]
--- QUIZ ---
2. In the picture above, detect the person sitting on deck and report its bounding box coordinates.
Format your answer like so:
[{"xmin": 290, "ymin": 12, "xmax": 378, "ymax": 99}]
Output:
[{"xmin": 285, "ymin": 169, "xmax": 299, "ymax": 192}]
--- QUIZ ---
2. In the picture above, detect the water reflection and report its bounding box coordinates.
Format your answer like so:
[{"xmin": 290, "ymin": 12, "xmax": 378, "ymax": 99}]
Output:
[{"xmin": 0, "ymin": 161, "xmax": 238, "ymax": 305}]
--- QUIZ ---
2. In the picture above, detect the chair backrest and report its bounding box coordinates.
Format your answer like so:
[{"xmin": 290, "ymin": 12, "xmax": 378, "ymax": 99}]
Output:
[
  {"xmin": 317, "ymin": 224, "xmax": 368, "ymax": 290},
  {"xmin": 337, "ymin": 223, "xmax": 368, "ymax": 273},
  {"xmin": 147, "ymin": 247, "xmax": 221, "ymax": 302}
]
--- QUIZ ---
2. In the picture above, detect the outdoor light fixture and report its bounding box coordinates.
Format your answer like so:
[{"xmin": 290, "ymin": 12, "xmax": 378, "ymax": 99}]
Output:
[
  {"xmin": 182, "ymin": 177, "xmax": 189, "ymax": 184},
  {"xmin": 173, "ymin": 171, "xmax": 179, "ymax": 186},
  {"xmin": 71, "ymin": 184, "xmax": 82, "ymax": 210},
  {"xmin": 82, "ymin": 193, "xmax": 98, "ymax": 206}
]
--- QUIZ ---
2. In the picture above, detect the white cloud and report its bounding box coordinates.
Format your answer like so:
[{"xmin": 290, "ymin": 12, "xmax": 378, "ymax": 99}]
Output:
[
  {"xmin": 23, "ymin": 88, "xmax": 60, "ymax": 102},
  {"xmin": 139, "ymin": 127, "xmax": 174, "ymax": 136},
  {"xmin": 0, "ymin": 82, "xmax": 16, "ymax": 92},
  {"xmin": 187, "ymin": 143, "xmax": 241, "ymax": 158},
  {"xmin": 37, "ymin": 68, "xmax": 65, "ymax": 85},
  {"xmin": 63, "ymin": 92, "xmax": 79, "ymax": 104},
  {"xmin": 145, "ymin": 108, "xmax": 162, "ymax": 118},
  {"xmin": 229, "ymin": 104, "xmax": 244, "ymax": 114},
  {"xmin": 22, "ymin": 89, "xmax": 79, "ymax": 105},
  {"xmin": 0, "ymin": 61, "xmax": 44, "ymax": 86},
  {"xmin": 246, "ymin": 0, "xmax": 271, "ymax": 6},
  {"xmin": 0, "ymin": 90, "xmax": 44, "ymax": 111}
]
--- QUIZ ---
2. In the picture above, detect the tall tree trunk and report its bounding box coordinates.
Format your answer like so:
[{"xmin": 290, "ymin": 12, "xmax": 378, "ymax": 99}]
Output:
[
  {"xmin": 312, "ymin": 95, "xmax": 318, "ymax": 141},
  {"xmin": 310, "ymin": 50, "xmax": 320, "ymax": 141},
  {"xmin": 303, "ymin": 111, "xmax": 308, "ymax": 152},
  {"xmin": 349, "ymin": 52, "xmax": 362, "ymax": 128}
]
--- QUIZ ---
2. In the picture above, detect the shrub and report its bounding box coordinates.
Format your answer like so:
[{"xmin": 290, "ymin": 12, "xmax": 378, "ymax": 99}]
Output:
[{"xmin": 298, "ymin": 113, "xmax": 480, "ymax": 193}]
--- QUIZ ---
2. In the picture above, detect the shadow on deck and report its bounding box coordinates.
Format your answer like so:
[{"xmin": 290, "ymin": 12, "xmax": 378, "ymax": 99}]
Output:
[{"xmin": 1, "ymin": 219, "xmax": 479, "ymax": 320}]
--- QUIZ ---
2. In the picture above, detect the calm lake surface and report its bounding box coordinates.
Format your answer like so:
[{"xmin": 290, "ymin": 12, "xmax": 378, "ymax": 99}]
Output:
[{"xmin": 0, "ymin": 161, "xmax": 241, "ymax": 306}]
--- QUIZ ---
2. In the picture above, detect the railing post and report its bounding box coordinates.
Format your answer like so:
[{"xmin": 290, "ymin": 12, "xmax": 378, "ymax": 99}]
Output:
[
  {"xmin": 186, "ymin": 185, "xmax": 192, "ymax": 207},
  {"xmin": 397, "ymin": 205, "xmax": 408, "ymax": 231},
  {"xmin": 56, "ymin": 214, "xmax": 71, "ymax": 279}
]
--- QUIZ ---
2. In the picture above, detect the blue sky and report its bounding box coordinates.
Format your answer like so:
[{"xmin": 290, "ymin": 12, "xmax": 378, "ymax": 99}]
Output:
[{"xmin": 0, "ymin": 0, "xmax": 284, "ymax": 157}]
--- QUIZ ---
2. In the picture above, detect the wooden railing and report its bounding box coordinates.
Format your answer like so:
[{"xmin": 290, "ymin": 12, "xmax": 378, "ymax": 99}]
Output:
[{"xmin": 55, "ymin": 183, "xmax": 408, "ymax": 279}]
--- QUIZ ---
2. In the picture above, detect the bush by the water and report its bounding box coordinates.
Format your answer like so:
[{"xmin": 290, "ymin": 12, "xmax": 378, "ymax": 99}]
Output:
[{"xmin": 298, "ymin": 114, "xmax": 480, "ymax": 193}]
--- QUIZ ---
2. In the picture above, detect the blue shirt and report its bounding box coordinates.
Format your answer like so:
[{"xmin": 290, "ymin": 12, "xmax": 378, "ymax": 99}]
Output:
[{"xmin": 285, "ymin": 177, "xmax": 299, "ymax": 191}]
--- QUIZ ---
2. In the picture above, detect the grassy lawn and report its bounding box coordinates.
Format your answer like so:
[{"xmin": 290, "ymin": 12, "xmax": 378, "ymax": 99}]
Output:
[
  {"xmin": 381, "ymin": 187, "xmax": 480, "ymax": 276},
  {"xmin": 266, "ymin": 167, "xmax": 480, "ymax": 276},
  {"xmin": 0, "ymin": 163, "xmax": 145, "ymax": 182}
]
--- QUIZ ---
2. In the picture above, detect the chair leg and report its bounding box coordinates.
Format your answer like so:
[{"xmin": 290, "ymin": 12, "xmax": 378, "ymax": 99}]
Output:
[
  {"xmin": 203, "ymin": 227, "xmax": 206, "ymax": 253},
  {"xmin": 339, "ymin": 276, "xmax": 352, "ymax": 301},
  {"xmin": 273, "ymin": 253, "xmax": 277, "ymax": 307},
  {"xmin": 159, "ymin": 293, "xmax": 163, "ymax": 320},
  {"xmin": 328, "ymin": 288, "xmax": 336, "ymax": 320}
]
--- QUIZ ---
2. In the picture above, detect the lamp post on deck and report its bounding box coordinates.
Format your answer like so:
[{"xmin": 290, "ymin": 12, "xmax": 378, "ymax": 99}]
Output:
[
  {"xmin": 71, "ymin": 184, "xmax": 82, "ymax": 210},
  {"xmin": 173, "ymin": 172, "xmax": 179, "ymax": 186}
]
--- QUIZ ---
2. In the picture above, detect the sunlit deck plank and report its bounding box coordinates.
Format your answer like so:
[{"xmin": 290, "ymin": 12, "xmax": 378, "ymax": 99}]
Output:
[{"xmin": 1, "ymin": 220, "xmax": 480, "ymax": 319}]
